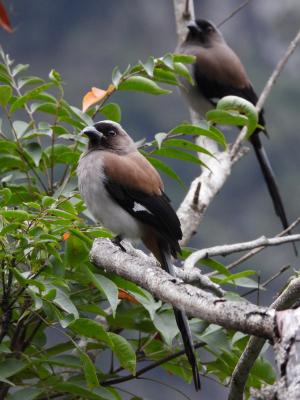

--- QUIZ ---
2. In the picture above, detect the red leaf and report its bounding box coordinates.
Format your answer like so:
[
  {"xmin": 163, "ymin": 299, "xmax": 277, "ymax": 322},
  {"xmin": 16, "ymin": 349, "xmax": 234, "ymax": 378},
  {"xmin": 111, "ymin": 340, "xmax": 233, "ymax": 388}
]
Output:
[
  {"xmin": 82, "ymin": 87, "xmax": 107, "ymax": 113},
  {"xmin": 0, "ymin": 1, "xmax": 13, "ymax": 33},
  {"xmin": 62, "ymin": 232, "xmax": 71, "ymax": 241},
  {"xmin": 118, "ymin": 288, "xmax": 139, "ymax": 304}
]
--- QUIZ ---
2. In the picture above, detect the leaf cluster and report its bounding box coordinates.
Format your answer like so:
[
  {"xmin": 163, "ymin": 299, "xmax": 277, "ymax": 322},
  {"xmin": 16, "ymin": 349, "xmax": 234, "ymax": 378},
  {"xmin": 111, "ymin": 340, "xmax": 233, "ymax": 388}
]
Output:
[{"xmin": 0, "ymin": 48, "xmax": 265, "ymax": 399}]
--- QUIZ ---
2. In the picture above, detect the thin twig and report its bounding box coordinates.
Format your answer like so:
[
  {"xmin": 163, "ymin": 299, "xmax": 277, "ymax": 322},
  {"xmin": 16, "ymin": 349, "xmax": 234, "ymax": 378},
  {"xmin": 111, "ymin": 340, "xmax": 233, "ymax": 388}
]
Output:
[
  {"xmin": 101, "ymin": 341, "xmax": 205, "ymax": 387},
  {"xmin": 139, "ymin": 377, "xmax": 192, "ymax": 400},
  {"xmin": 226, "ymin": 217, "xmax": 300, "ymax": 272},
  {"xmin": 184, "ymin": 233, "xmax": 300, "ymax": 270},
  {"xmin": 243, "ymin": 264, "xmax": 290, "ymax": 298},
  {"xmin": 231, "ymin": 28, "xmax": 300, "ymax": 156},
  {"xmin": 217, "ymin": 0, "xmax": 251, "ymax": 28}
]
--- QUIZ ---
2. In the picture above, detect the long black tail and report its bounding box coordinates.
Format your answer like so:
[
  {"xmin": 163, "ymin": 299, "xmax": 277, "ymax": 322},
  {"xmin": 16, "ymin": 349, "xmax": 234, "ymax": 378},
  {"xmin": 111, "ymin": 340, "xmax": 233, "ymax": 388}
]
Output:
[
  {"xmin": 158, "ymin": 245, "xmax": 201, "ymax": 391},
  {"xmin": 250, "ymin": 133, "xmax": 297, "ymax": 255}
]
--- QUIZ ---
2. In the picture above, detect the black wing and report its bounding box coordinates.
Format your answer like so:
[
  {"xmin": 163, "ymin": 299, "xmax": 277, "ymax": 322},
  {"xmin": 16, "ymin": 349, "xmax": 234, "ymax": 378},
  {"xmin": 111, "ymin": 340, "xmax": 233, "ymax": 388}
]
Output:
[
  {"xmin": 104, "ymin": 178, "xmax": 182, "ymax": 244},
  {"xmin": 194, "ymin": 65, "xmax": 266, "ymax": 128}
]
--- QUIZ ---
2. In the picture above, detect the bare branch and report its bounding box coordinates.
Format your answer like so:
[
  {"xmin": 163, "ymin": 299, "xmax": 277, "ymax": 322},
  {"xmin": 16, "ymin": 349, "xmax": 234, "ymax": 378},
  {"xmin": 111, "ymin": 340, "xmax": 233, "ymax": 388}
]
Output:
[
  {"xmin": 231, "ymin": 28, "xmax": 300, "ymax": 156},
  {"xmin": 184, "ymin": 233, "xmax": 300, "ymax": 270},
  {"xmin": 228, "ymin": 277, "xmax": 300, "ymax": 400},
  {"xmin": 90, "ymin": 238, "xmax": 275, "ymax": 339},
  {"xmin": 226, "ymin": 218, "xmax": 300, "ymax": 272},
  {"xmin": 243, "ymin": 264, "xmax": 290, "ymax": 298},
  {"xmin": 217, "ymin": 0, "xmax": 252, "ymax": 28},
  {"xmin": 275, "ymin": 308, "xmax": 300, "ymax": 399}
]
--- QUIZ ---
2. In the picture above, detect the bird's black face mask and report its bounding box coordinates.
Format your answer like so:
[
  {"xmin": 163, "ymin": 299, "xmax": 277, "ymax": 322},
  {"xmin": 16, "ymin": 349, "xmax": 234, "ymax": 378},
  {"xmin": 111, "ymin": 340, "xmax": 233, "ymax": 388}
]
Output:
[{"xmin": 186, "ymin": 19, "xmax": 218, "ymax": 47}]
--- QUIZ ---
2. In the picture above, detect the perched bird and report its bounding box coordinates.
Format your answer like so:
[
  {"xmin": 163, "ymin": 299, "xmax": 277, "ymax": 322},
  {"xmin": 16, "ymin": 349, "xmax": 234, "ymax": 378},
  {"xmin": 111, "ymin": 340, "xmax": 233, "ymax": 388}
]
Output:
[
  {"xmin": 77, "ymin": 120, "xmax": 201, "ymax": 391},
  {"xmin": 177, "ymin": 19, "xmax": 293, "ymax": 243}
]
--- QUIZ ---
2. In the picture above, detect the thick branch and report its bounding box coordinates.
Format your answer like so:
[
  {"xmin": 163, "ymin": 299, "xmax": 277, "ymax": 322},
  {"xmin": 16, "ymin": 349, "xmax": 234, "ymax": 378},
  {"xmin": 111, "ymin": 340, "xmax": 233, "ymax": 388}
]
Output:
[
  {"xmin": 90, "ymin": 238, "xmax": 275, "ymax": 339},
  {"xmin": 228, "ymin": 276, "xmax": 300, "ymax": 400},
  {"xmin": 274, "ymin": 308, "xmax": 300, "ymax": 399}
]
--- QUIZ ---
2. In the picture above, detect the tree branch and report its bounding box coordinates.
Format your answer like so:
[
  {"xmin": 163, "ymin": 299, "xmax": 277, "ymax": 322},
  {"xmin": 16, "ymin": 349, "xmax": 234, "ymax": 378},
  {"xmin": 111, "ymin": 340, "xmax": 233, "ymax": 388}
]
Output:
[
  {"xmin": 90, "ymin": 238, "xmax": 275, "ymax": 339},
  {"xmin": 184, "ymin": 233, "xmax": 300, "ymax": 270},
  {"xmin": 226, "ymin": 217, "xmax": 300, "ymax": 272},
  {"xmin": 101, "ymin": 341, "xmax": 205, "ymax": 387},
  {"xmin": 228, "ymin": 275, "xmax": 300, "ymax": 400}
]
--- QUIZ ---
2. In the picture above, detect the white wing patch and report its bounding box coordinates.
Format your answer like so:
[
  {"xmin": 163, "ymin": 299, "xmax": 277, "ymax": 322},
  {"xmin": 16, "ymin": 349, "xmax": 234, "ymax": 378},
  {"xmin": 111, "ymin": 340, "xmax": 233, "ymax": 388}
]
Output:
[{"xmin": 133, "ymin": 202, "xmax": 152, "ymax": 214}]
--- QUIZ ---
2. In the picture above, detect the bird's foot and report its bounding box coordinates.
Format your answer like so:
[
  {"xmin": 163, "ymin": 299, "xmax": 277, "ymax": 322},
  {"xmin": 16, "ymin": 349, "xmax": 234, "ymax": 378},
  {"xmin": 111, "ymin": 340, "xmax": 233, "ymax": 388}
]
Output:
[{"xmin": 111, "ymin": 235, "xmax": 126, "ymax": 252}]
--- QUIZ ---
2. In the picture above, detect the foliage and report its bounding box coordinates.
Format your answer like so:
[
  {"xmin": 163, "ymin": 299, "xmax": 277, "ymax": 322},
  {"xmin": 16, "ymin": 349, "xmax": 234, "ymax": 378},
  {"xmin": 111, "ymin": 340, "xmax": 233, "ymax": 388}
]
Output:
[{"xmin": 0, "ymin": 47, "xmax": 271, "ymax": 399}]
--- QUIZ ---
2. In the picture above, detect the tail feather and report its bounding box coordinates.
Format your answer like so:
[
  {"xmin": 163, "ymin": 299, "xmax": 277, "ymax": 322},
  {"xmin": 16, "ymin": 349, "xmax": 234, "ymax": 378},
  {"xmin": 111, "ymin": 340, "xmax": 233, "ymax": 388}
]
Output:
[
  {"xmin": 159, "ymin": 245, "xmax": 201, "ymax": 391},
  {"xmin": 250, "ymin": 134, "xmax": 297, "ymax": 255}
]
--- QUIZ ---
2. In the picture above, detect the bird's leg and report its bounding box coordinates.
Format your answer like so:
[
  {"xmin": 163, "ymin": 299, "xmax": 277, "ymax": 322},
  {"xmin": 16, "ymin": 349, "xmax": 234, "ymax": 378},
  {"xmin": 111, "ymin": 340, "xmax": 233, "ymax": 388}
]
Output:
[{"xmin": 111, "ymin": 235, "xmax": 126, "ymax": 252}]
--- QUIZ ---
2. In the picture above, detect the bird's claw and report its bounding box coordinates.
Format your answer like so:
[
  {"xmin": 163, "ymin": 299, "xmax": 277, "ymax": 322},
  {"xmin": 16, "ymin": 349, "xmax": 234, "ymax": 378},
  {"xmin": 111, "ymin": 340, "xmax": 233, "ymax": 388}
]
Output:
[{"xmin": 111, "ymin": 235, "xmax": 126, "ymax": 252}]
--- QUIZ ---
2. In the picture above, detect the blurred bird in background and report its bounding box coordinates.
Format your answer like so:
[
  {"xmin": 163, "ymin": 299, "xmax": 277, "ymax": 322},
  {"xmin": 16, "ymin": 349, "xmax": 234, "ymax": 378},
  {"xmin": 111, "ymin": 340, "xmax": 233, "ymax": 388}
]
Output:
[{"xmin": 177, "ymin": 19, "xmax": 296, "ymax": 253}]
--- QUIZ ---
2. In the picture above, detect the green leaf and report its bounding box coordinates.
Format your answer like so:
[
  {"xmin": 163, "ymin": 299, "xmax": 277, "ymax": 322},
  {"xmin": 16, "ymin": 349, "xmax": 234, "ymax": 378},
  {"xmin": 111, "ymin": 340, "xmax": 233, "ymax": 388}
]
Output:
[
  {"xmin": 78, "ymin": 350, "xmax": 99, "ymax": 389},
  {"xmin": 0, "ymin": 85, "xmax": 12, "ymax": 107},
  {"xmin": 12, "ymin": 63, "xmax": 29, "ymax": 76},
  {"xmin": 200, "ymin": 258, "xmax": 230, "ymax": 276},
  {"xmin": 0, "ymin": 359, "xmax": 26, "ymax": 382},
  {"xmin": 153, "ymin": 309, "xmax": 178, "ymax": 346},
  {"xmin": 218, "ymin": 270, "xmax": 257, "ymax": 288},
  {"xmin": 100, "ymin": 103, "xmax": 121, "ymax": 123},
  {"xmin": 12, "ymin": 120, "xmax": 29, "ymax": 138},
  {"xmin": 172, "ymin": 54, "xmax": 196, "ymax": 64},
  {"xmin": 155, "ymin": 132, "xmax": 168, "ymax": 148},
  {"xmin": 31, "ymin": 102, "xmax": 60, "ymax": 115},
  {"xmin": 215, "ymin": 95, "xmax": 259, "ymax": 137},
  {"xmin": 0, "ymin": 140, "xmax": 17, "ymax": 153},
  {"xmin": 147, "ymin": 156, "xmax": 184, "ymax": 187},
  {"xmin": 49, "ymin": 69, "xmax": 62, "ymax": 83},
  {"xmin": 25, "ymin": 142, "xmax": 42, "ymax": 167},
  {"xmin": 8, "ymin": 387, "xmax": 42, "ymax": 400},
  {"xmin": 251, "ymin": 357, "xmax": 276, "ymax": 385},
  {"xmin": 0, "ymin": 188, "xmax": 12, "ymax": 206},
  {"xmin": 163, "ymin": 138, "xmax": 214, "ymax": 157},
  {"xmin": 161, "ymin": 54, "xmax": 174, "ymax": 69},
  {"xmin": 50, "ymin": 286, "xmax": 79, "ymax": 318},
  {"xmin": 55, "ymin": 382, "xmax": 109, "ymax": 400},
  {"xmin": 47, "ymin": 209, "xmax": 78, "ymax": 220},
  {"xmin": 153, "ymin": 147, "xmax": 207, "ymax": 167},
  {"xmin": 112, "ymin": 67, "xmax": 122, "ymax": 88},
  {"xmin": 18, "ymin": 76, "xmax": 45, "ymax": 89},
  {"xmin": 44, "ymin": 144, "xmax": 79, "ymax": 165},
  {"xmin": 69, "ymin": 318, "xmax": 112, "ymax": 345},
  {"xmin": 0, "ymin": 209, "xmax": 30, "ymax": 221},
  {"xmin": 130, "ymin": 288, "xmax": 161, "ymax": 321},
  {"xmin": 206, "ymin": 109, "xmax": 248, "ymax": 127},
  {"xmin": 153, "ymin": 68, "xmax": 178, "ymax": 86},
  {"xmin": 170, "ymin": 123, "xmax": 227, "ymax": 148},
  {"xmin": 141, "ymin": 56, "xmax": 155, "ymax": 77},
  {"xmin": 10, "ymin": 83, "xmax": 54, "ymax": 113},
  {"xmin": 109, "ymin": 332, "xmax": 136, "ymax": 374},
  {"xmin": 119, "ymin": 76, "xmax": 171, "ymax": 95},
  {"xmin": 64, "ymin": 233, "xmax": 89, "ymax": 268},
  {"xmin": 92, "ymin": 273, "xmax": 119, "ymax": 317},
  {"xmin": 174, "ymin": 62, "xmax": 193, "ymax": 84}
]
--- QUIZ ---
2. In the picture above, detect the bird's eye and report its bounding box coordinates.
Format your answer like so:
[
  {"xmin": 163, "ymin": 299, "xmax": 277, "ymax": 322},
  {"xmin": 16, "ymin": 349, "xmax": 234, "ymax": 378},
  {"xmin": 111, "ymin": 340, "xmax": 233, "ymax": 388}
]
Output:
[{"xmin": 107, "ymin": 130, "xmax": 117, "ymax": 136}]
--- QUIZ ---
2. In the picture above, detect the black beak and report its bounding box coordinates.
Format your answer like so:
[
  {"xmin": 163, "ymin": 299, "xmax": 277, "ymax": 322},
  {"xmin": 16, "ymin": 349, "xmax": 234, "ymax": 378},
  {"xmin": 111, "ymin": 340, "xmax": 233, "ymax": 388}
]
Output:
[
  {"xmin": 81, "ymin": 126, "xmax": 103, "ymax": 139},
  {"xmin": 187, "ymin": 20, "xmax": 200, "ymax": 33}
]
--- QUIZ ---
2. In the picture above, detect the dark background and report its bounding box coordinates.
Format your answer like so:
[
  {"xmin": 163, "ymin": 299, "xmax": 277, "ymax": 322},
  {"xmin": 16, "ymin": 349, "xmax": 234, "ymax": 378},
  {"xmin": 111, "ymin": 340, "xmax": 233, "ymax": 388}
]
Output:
[{"xmin": 1, "ymin": 1, "xmax": 300, "ymax": 398}]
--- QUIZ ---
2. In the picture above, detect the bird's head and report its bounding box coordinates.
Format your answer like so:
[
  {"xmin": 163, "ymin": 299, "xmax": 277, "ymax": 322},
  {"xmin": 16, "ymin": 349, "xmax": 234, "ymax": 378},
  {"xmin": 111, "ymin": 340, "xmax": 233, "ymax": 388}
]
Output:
[
  {"xmin": 186, "ymin": 19, "xmax": 222, "ymax": 46},
  {"xmin": 81, "ymin": 120, "xmax": 136, "ymax": 154}
]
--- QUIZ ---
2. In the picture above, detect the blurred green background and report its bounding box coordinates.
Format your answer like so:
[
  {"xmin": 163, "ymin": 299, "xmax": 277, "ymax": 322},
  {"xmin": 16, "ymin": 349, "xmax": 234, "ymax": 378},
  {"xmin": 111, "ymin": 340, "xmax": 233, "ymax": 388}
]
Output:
[{"xmin": 1, "ymin": 1, "xmax": 300, "ymax": 398}]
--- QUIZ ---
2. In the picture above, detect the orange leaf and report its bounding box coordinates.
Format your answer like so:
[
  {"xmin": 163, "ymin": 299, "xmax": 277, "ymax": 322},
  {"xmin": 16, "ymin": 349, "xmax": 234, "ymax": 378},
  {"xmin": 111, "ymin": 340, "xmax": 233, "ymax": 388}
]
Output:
[
  {"xmin": 82, "ymin": 86, "xmax": 107, "ymax": 113},
  {"xmin": 118, "ymin": 288, "xmax": 139, "ymax": 304},
  {"xmin": 0, "ymin": 1, "xmax": 13, "ymax": 33},
  {"xmin": 63, "ymin": 232, "xmax": 71, "ymax": 241}
]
